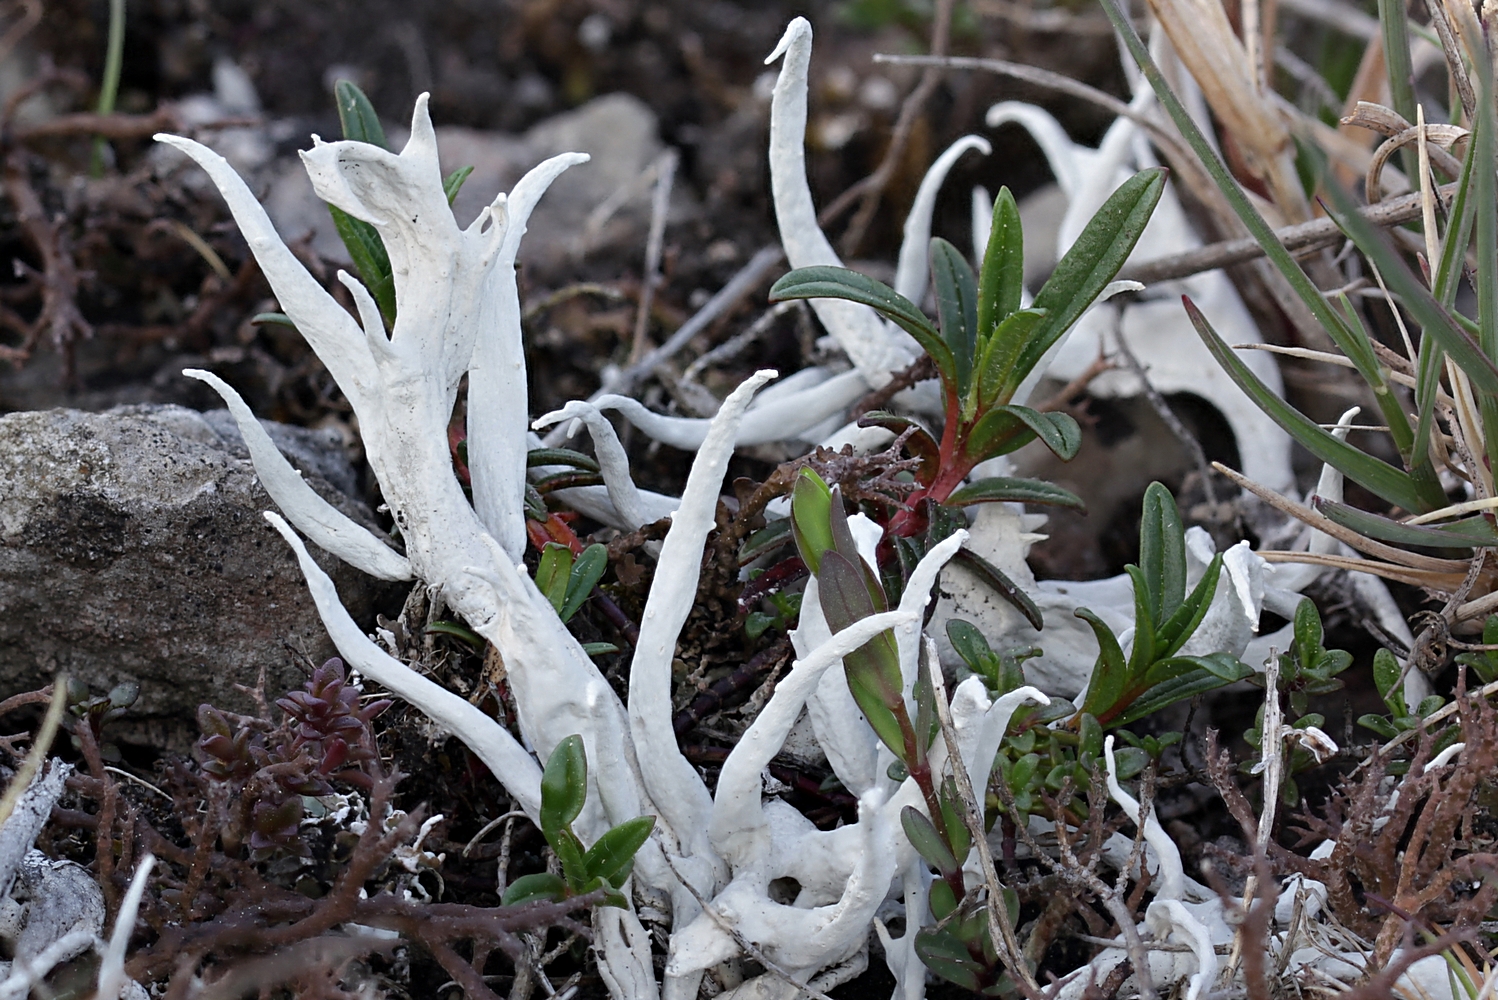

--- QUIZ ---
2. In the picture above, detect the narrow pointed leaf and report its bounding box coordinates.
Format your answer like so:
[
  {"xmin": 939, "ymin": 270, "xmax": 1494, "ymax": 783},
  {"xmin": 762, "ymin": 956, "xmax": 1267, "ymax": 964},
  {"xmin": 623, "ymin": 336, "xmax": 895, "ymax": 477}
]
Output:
[
  {"xmin": 1323, "ymin": 184, "xmax": 1498, "ymax": 399},
  {"xmin": 329, "ymin": 205, "xmax": 397, "ymax": 325},
  {"xmin": 951, "ymin": 548, "xmax": 1043, "ymax": 630},
  {"xmin": 443, "ymin": 165, "xmax": 474, "ymax": 206},
  {"xmin": 1138, "ymin": 481, "xmax": 1186, "ymax": 623},
  {"xmin": 978, "ymin": 186, "xmax": 1024, "ymax": 335},
  {"xmin": 1315, "ymin": 499, "xmax": 1493, "ymax": 548},
  {"xmin": 583, "ymin": 815, "xmax": 656, "ymax": 886},
  {"xmin": 1110, "ymin": 657, "xmax": 1250, "ymax": 726},
  {"xmin": 1126, "ymin": 565, "xmax": 1158, "ymax": 674},
  {"xmin": 1185, "ymin": 297, "xmax": 1427, "ymax": 511},
  {"xmin": 1009, "ymin": 168, "xmax": 1165, "ymax": 397},
  {"xmin": 944, "ymin": 477, "xmax": 1084, "ymax": 511},
  {"xmin": 976, "ymin": 310, "xmax": 1046, "ymax": 410},
  {"xmin": 932, "ymin": 237, "xmax": 979, "ymax": 395},
  {"xmin": 1077, "ymin": 609, "xmax": 1129, "ymax": 718},
  {"xmin": 770, "ymin": 267, "xmax": 956, "ymax": 385},
  {"xmin": 333, "ymin": 80, "xmax": 388, "ymax": 149},
  {"xmin": 1155, "ymin": 553, "xmax": 1223, "ymax": 658}
]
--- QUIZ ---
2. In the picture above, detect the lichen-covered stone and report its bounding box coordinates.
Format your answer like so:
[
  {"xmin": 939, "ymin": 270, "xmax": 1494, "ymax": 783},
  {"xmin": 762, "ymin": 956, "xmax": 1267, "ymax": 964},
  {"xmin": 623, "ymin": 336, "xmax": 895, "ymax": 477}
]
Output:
[{"xmin": 0, "ymin": 405, "xmax": 400, "ymax": 727}]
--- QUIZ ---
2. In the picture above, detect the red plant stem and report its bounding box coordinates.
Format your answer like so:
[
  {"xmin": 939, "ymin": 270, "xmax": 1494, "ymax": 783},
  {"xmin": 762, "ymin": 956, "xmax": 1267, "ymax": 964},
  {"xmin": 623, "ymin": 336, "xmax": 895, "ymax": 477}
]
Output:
[{"xmin": 887, "ymin": 389, "xmax": 971, "ymax": 538}]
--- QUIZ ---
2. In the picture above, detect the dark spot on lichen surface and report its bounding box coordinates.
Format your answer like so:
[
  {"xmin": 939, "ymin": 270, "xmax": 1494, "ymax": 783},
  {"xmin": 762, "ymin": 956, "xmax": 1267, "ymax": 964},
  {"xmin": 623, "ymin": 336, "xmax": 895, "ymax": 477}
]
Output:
[{"xmin": 31, "ymin": 493, "xmax": 130, "ymax": 569}]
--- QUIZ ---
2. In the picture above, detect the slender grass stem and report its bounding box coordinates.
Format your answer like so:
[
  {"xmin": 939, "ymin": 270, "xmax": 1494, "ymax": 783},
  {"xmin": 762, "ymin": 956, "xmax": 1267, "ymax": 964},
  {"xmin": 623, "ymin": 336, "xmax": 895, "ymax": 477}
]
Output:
[{"xmin": 90, "ymin": 0, "xmax": 126, "ymax": 176}]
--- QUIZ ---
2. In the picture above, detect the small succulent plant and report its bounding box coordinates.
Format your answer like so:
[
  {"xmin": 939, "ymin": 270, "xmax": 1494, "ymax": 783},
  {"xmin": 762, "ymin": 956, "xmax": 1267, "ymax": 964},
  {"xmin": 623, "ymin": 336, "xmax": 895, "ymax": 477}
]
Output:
[{"xmin": 196, "ymin": 658, "xmax": 390, "ymax": 853}]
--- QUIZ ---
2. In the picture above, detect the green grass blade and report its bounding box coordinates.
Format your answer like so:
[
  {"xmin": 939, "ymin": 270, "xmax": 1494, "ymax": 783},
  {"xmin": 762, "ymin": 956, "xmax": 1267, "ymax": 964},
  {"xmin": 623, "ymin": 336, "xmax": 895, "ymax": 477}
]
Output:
[
  {"xmin": 1315, "ymin": 499, "xmax": 1493, "ymax": 548},
  {"xmin": 1322, "ymin": 182, "xmax": 1498, "ymax": 399},
  {"xmin": 1471, "ymin": 57, "xmax": 1498, "ymax": 476},
  {"xmin": 1435, "ymin": 123, "xmax": 1479, "ymax": 307},
  {"xmin": 1185, "ymin": 297, "xmax": 1427, "ymax": 511},
  {"xmin": 1096, "ymin": 0, "xmax": 1361, "ymax": 348},
  {"xmin": 1378, "ymin": 0, "xmax": 1421, "ymax": 186}
]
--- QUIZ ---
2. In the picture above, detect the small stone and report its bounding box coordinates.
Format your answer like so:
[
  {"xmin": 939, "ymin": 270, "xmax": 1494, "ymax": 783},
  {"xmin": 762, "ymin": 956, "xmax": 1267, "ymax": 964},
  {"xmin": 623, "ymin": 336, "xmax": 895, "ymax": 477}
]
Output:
[{"xmin": 0, "ymin": 406, "xmax": 401, "ymax": 735}]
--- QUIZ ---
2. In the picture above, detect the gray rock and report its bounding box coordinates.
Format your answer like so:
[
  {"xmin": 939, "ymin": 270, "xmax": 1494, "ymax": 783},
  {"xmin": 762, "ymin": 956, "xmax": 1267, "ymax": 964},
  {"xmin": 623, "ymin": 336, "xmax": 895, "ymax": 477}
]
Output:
[{"xmin": 0, "ymin": 405, "xmax": 400, "ymax": 728}]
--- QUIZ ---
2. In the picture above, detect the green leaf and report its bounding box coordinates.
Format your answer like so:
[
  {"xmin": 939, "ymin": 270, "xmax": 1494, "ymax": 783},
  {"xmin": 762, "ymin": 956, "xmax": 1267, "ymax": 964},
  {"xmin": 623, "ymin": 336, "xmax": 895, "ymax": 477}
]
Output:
[
  {"xmin": 582, "ymin": 642, "xmax": 620, "ymax": 657},
  {"xmin": 947, "ymin": 619, "xmax": 999, "ymax": 681},
  {"xmin": 1184, "ymin": 297, "xmax": 1429, "ymax": 512},
  {"xmin": 902, "ymin": 805, "xmax": 960, "ymax": 876},
  {"xmin": 932, "ymin": 237, "xmax": 979, "ymax": 396},
  {"xmin": 1126, "ymin": 565, "xmax": 1158, "ymax": 676},
  {"xmin": 790, "ymin": 469, "xmax": 834, "ymax": 574},
  {"xmin": 769, "ymin": 267, "xmax": 956, "ymax": 387},
  {"xmin": 328, "ymin": 205, "xmax": 397, "ymax": 326},
  {"xmin": 964, "ymin": 408, "xmax": 1037, "ymax": 462},
  {"xmin": 527, "ymin": 448, "xmax": 601, "ymax": 472},
  {"xmin": 1009, "ymin": 168, "xmax": 1165, "ymax": 398},
  {"xmin": 536, "ymin": 543, "xmax": 573, "ymax": 615},
  {"xmin": 1293, "ymin": 598, "xmax": 1323, "ymax": 674},
  {"xmin": 989, "ymin": 405, "xmax": 1080, "ymax": 462},
  {"xmin": 1111, "ymin": 746, "xmax": 1149, "ymax": 780},
  {"xmin": 1373, "ymin": 646, "xmax": 1404, "ymax": 714},
  {"xmin": 443, "ymin": 165, "xmax": 474, "ymax": 206},
  {"xmin": 739, "ymin": 518, "xmax": 794, "ymax": 565},
  {"xmin": 425, "ymin": 620, "xmax": 485, "ymax": 649},
  {"xmin": 820, "ymin": 552, "xmax": 907, "ymax": 758},
  {"xmin": 1111, "ymin": 657, "xmax": 1252, "ymax": 726},
  {"xmin": 540, "ymin": 735, "xmax": 588, "ymax": 840},
  {"xmin": 940, "ymin": 777, "xmax": 971, "ymax": 864},
  {"xmin": 978, "ymin": 186, "xmax": 1025, "ymax": 336},
  {"xmin": 944, "ymin": 477, "xmax": 1085, "ymax": 511},
  {"xmin": 334, "ymin": 80, "xmax": 388, "ymax": 148},
  {"xmin": 1358, "ymin": 714, "xmax": 1401, "ymax": 738},
  {"xmin": 1322, "ymin": 185, "xmax": 1498, "ymax": 402},
  {"xmin": 928, "ymin": 879, "xmax": 958, "ymax": 921},
  {"xmin": 584, "ymin": 815, "xmax": 657, "ymax": 887},
  {"xmin": 1154, "ymin": 554, "xmax": 1223, "ymax": 659},
  {"xmin": 559, "ymin": 543, "xmax": 608, "ymax": 622},
  {"xmin": 554, "ymin": 827, "xmax": 587, "ymax": 889},
  {"xmin": 501, "ymin": 872, "xmax": 568, "ymax": 906},
  {"xmin": 1076, "ymin": 609, "xmax": 1129, "ymax": 718},
  {"xmin": 250, "ymin": 311, "xmax": 297, "ymax": 329},
  {"xmin": 950, "ymin": 548, "xmax": 1044, "ymax": 630},
  {"xmin": 975, "ymin": 309, "xmax": 1047, "ymax": 410},
  {"xmin": 915, "ymin": 930, "xmax": 985, "ymax": 992},
  {"xmin": 915, "ymin": 645, "xmax": 938, "ymax": 757},
  {"xmin": 1138, "ymin": 481, "xmax": 1186, "ymax": 624},
  {"xmin": 1315, "ymin": 499, "xmax": 1492, "ymax": 548}
]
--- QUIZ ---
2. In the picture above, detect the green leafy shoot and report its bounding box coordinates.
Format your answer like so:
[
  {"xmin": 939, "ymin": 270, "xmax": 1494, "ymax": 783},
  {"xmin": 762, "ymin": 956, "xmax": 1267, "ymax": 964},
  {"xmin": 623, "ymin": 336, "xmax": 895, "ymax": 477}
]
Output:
[
  {"xmin": 502, "ymin": 735, "xmax": 656, "ymax": 909},
  {"xmin": 1076, "ymin": 482, "xmax": 1250, "ymax": 726},
  {"xmin": 769, "ymin": 173, "xmax": 1162, "ymax": 541}
]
